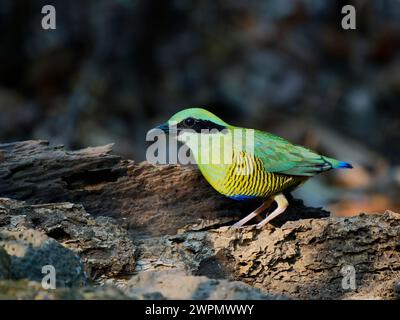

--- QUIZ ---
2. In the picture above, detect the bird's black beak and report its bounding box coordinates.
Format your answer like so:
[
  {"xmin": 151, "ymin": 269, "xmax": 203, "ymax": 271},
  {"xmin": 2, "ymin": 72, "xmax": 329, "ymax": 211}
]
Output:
[{"xmin": 154, "ymin": 122, "xmax": 170, "ymax": 134}]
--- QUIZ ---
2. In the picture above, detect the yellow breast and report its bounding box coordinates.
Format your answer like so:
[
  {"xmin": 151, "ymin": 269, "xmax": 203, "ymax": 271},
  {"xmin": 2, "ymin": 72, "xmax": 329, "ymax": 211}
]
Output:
[{"xmin": 222, "ymin": 151, "xmax": 305, "ymax": 198}]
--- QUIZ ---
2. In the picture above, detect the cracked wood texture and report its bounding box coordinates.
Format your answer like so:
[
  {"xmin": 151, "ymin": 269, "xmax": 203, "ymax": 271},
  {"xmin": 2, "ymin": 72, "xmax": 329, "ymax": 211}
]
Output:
[
  {"xmin": 0, "ymin": 140, "xmax": 399, "ymax": 299},
  {"xmin": 0, "ymin": 140, "xmax": 328, "ymax": 237},
  {"xmin": 0, "ymin": 140, "xmax": 246, "ymax": 236},
  {"xmin": 136, "ymin": 212, "xmax": 400, "ymax": 299}
]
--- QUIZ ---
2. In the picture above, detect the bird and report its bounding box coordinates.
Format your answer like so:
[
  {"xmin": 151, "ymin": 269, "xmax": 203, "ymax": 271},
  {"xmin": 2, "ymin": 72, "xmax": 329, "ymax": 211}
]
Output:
[{"xmin": 153, "ymin": 108, "xmax": 353, "ymax": 229}]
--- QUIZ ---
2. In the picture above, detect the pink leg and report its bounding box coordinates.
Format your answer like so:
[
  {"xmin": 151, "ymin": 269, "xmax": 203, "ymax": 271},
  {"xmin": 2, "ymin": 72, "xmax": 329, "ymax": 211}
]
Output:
[
  {"xmin": 232, "ymin": 198, "xmax": 273, "ymax": 228},
  {"xmin": 256, "ymin": 193, "xmax": 288, "ymax": 229}
]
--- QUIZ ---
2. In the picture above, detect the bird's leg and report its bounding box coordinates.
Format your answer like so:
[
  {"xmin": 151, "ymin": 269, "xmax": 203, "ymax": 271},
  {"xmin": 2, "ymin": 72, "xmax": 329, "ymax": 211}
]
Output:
[
  {"xmin": 232, "ymin": 198, "xmax": 273, "ymax": 228},
  {"xmin": 256, "ymin": 193, "xmax": 288, "ymax": 229}
]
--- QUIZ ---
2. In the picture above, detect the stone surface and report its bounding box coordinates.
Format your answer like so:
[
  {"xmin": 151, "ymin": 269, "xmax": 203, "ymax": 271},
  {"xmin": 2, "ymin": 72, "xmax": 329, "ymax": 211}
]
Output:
[
  {"xmin": 0, "ymin": 198, "xmax": 137, "ymax": 280},
  {"xmin": 0, "ymin": 247, "xmax": 10, "ymax": 280},
  {"xmin": 0, "ymin": 228, "xmax": 86, "ymax": 287},
  {"xmin": 0, "ymin": 280, "xmax": 132, "ymax": 300},
  {"xmin": 125, "ymin": 270, "xmax": 283, "ymax": 300}
]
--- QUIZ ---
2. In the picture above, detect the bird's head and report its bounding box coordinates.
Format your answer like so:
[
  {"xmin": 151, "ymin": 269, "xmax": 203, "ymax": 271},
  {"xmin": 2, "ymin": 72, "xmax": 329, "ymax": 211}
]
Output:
[
  {"xmin": 150, "ymin": 108, "xmax": 245, "ymax": 164},
  {"xmin": 155, "ymin": 108, "xmax": 229, "ymax": 142}
]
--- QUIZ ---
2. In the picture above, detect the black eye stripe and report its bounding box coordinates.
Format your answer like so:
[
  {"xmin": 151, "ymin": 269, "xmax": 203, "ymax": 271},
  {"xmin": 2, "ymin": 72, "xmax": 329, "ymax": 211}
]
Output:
[{"xmin": 177, "ymin": 118, "xmax": 226, "ymax": 133}]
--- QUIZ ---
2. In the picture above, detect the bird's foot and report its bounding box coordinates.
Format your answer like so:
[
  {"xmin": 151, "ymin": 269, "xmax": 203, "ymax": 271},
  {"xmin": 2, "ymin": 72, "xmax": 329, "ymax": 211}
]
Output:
[
  {"xmin": 255, "ymin": 193, "xmax": 288, "ymax": 229},
  {"xmin": 231, "ymin": 198, "xmax": 273, "ymax": 228}
]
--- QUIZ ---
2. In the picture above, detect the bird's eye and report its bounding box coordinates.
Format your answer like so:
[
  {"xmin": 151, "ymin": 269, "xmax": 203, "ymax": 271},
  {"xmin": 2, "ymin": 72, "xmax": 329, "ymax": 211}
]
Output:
[{"xmin": 184, "ymin": 117, "xmax": 195, "ymax": 127}]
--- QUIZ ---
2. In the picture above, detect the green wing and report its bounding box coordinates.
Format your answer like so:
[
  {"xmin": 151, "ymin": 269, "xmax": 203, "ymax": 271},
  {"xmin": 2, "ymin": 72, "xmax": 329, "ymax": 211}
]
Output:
[{"xmin": 252, "ymin": 130, "xmax": 338, "ymax": 176}]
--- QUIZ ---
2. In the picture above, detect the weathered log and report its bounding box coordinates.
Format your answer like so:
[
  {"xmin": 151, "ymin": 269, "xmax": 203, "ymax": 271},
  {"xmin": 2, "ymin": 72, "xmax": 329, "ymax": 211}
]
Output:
[
  {"xmin": 0, "ymin": 140, "xmax": 243, "ymax": 236},
  {"xmin": 0, "ymin": 140, "xmax": 327, "ymax": 237},
  {"xmin": 1, "ymin": 140, "xmax": 399, "ymax": 299}
]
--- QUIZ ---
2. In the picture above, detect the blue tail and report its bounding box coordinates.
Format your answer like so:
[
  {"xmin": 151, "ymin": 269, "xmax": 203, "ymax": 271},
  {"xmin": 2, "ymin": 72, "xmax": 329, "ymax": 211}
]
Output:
[{"xmin": 336, "ymin": 161, "xmax": 353, "ymax": 169}]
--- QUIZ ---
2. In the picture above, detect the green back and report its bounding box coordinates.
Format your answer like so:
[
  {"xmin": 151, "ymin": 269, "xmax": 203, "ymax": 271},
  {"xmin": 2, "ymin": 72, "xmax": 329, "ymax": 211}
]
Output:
[{"xmin": 251, "ymin": 129, "xmax": 338, "ymax": 176}]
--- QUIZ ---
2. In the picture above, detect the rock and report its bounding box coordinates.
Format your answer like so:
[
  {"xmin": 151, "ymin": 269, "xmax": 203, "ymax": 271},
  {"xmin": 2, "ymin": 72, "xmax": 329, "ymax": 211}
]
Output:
[
  {"xmin": 0, "ymin": 246, "xmax": 10, "ymax": 279},
  {"xmin": 125, "ymin": 270, "xmax": 283, "ymax": 300},
  {"xmin": 0, "ymin": 228, "xmax": 86, "ymax": 287},
  {"xmin": 0, "ymin": 279, "xmax": 132, "ymax": 300},
  {"xmin": 0, "ymin": 198, "xmax": 137, "ymax": 280},
  {"xmin": 394, "ymin": 281, "xmax": 400, "ymax": 299}
]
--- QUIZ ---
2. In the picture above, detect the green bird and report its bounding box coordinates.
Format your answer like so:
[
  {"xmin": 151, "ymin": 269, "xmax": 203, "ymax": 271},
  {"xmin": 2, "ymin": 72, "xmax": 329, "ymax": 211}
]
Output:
[{"xmin": 154, "ymin": 108, "xmax": 352, "ymax": 228}]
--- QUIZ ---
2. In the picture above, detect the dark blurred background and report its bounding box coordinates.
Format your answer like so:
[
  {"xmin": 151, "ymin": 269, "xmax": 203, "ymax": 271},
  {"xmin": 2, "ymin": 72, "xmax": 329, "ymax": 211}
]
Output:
[{"xmin": 0, "ymin": 0, "xmax": 399, "ymax": 215}]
